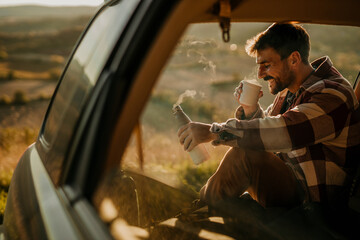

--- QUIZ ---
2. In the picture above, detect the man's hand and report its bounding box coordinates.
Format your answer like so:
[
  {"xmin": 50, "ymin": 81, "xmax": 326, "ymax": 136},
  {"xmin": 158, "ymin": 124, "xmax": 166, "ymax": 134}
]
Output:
[
  {"xmin": 234, "ymin": 82, "xmax": 263, "ymax": 118},
  {"xmin": 177, "ymin": 122, "xmax": 216, "ymax": 152},
  {"xmin": 235, "ymin": 104, "xmax": 260, "ymax": 119}
]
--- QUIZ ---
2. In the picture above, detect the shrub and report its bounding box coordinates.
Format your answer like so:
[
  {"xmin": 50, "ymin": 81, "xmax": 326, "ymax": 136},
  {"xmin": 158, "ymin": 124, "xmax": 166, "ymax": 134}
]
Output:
[
  {"xmin": 50, "ymin": 54, "xmax": 65, "ymax": 64},
  {"xmin": 0, "ymin": 50, "xmax": 8, "ymax": 60},
  {"xmin": 0, "ymin": 127, "xmax": 38, "ymax": 152},
  {"xmin": 37, "ymin": 93, "xmax": 52, "ymax": 101},
  {"xmin": 48, "ymin": 68, "xmax": 62, "ymax": 81},
  {"xmin": 7, "ymin": 71, "xmax": 15, "ymax": 81},
  {"xmin": 0, "ymin": 95, "xmax": 12, "ymax": 105},
  {"xmin": 13, "ymin": 90, "xmax": 29, "ymax": 104},
  {"xmin": 178, "ymin": 161, "xmax": 218, "ymax": 194},
  {"xmin": 0, "ymin": 71, "xmax": 16, "ymax": 82},
  {"xmin": 181, "ymin": 98, "xmax": 217, "ymax": 121},
  {"xmin": 24, "ymin": 127, "xmax": 38, "ymax": 145},
  {"xmin": 0, "ymin": 170, "xmax": 12, "ymax": 223},
  {"xmin": 0, "ymin": 188, "xmax": 7, "ymax": 223}
]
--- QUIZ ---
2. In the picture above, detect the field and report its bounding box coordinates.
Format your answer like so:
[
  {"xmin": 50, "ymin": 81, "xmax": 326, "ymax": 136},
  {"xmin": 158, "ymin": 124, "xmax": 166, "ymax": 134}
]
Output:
[
  {"xmin": 1, "ymin": 5, "xmax": 360, "ymax": 221},
  {"xmin": 0, "ymin": 5, "xmax": 96, "ymax": 219}
]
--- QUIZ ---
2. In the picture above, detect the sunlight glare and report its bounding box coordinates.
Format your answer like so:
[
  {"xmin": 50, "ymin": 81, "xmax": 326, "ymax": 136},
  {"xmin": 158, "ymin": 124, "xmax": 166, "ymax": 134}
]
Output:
[{"xmin": 230, "ymin": 43, "xmax": 238, "ymax": 51}]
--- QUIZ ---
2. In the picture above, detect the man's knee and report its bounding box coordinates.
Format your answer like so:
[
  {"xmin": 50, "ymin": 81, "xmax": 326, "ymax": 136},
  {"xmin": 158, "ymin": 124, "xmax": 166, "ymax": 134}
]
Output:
[
  {"xmin": 223, "ymin": 148, "xmax": 266, "ymax": 179},
  {"xmin": 200, "ymin": 147, "xmax": 251, "ymax": 205}
]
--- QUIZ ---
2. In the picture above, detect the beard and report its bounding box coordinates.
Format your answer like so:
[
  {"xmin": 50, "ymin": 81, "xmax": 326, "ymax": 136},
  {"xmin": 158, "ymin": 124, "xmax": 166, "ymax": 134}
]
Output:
[{"xmin": 266, "ymin": 65, "xmax": 296, "ymax": 95}]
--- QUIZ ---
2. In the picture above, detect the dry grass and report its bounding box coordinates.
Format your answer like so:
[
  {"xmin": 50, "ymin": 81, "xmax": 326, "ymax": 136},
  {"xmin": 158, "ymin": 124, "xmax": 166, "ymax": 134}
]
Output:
[
  {"xmin": 0, "ymin": 127, "xmax": 38, "ymax": 220},
  {"xmin": 0, "ymin": 64, "xmax": 62, "ymax": 81},
  {"xmin": 121, "ymin": 125, "xmax": 229, "ymax": 194},
  {"xmin": 13, "ymin": 70, "xmax": 53, "ymax": 80},
  {"xmin": 0, "ymin": 127, "xmax": 38, "ymax": 168}
]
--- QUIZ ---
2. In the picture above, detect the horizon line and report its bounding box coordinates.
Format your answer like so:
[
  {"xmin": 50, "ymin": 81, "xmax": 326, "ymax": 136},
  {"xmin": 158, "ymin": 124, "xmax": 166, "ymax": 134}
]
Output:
[{"xmin": 0, "ymin": 4, "xmax": 99, "ymax": 7}]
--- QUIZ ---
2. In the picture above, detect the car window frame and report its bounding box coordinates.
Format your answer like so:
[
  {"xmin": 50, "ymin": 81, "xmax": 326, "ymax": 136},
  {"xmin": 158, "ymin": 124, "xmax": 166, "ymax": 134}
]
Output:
[
  {"xmin": 35, "ymin": 0, "xmax": 142, "ymax": 187},
  {"xmin": 36, "ymin": 5, "xmax": 103, "ymax": 153}
]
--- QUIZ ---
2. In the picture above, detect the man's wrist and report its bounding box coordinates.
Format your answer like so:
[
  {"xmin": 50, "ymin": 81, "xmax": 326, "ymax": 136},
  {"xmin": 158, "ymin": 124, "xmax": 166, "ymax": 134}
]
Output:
[{"xmin": 242, "ymin": 104, "xmax": 259, "ymax": 118}]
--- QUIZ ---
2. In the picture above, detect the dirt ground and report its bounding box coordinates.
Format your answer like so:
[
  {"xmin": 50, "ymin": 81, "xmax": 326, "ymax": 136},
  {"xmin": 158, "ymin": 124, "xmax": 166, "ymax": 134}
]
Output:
[
  {"xmin": 0, "ymin": 79, "xmax": 56, "ymax": 127},
  {"xmin": 0, "ymin": 100, "xmax": 50, "ymax": 128},
  {"xmin": 0, "ymin": 79, "xmax": 56, "ymax": 171},
  {"xmin": 0, "ymin": 100, "xmax": 51, "ymax": 172},
  {"xmin": 0, "ymin": 79, "xmax": 56, "ymax": 100}
]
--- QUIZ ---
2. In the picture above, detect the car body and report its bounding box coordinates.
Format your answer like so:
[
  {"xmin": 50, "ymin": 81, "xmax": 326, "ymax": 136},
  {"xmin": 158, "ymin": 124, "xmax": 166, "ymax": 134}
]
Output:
[{"xmin": 0, "ymin": 0, "xmax": 360, "ymax": 239}]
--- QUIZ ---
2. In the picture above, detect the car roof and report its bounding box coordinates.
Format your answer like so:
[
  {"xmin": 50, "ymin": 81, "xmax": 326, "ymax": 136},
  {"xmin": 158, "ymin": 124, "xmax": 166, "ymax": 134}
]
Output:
[{"xmin": 193, "ymin": 0, "xmax": 360, "ymax": 27}]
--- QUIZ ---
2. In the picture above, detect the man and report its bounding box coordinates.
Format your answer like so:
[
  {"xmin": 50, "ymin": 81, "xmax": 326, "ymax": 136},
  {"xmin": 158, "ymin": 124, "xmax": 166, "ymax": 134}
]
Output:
[{"xmin": 178, "ymin": 23, "xmax": 360, "ymax": 209}]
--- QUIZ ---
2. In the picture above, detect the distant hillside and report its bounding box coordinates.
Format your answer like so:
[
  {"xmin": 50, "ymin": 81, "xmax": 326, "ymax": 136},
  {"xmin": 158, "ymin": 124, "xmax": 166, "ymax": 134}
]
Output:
[
  {"xmin": 0, "ymin": 5, "xmax": 97, "ymax": 19},
  {"xmin": 0, "ymin": 6, "xmax": 94, "ymax": 81},
  {"xmin": 0, "ymin": 15, "xmax": 92, "ymax": 34}
]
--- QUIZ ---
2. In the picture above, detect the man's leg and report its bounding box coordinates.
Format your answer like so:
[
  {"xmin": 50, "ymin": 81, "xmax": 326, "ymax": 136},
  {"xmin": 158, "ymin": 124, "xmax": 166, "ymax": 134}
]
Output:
[{"xmin": 199, "ymin": 147, "xmax": 300, "ymax": 208}]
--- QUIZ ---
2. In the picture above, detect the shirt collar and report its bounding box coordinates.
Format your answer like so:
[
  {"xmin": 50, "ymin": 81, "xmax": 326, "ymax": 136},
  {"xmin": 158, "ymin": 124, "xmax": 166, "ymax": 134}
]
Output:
[{"xmin": 296, "ymin": 56, "xmax": 332, "ymax": 96}]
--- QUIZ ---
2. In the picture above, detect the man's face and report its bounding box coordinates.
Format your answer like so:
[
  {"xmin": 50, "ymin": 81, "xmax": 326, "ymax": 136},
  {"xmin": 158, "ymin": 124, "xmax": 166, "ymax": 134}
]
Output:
[{"xmin": 256, "ymin": 47, "xmax": 295, "ymax": 94}]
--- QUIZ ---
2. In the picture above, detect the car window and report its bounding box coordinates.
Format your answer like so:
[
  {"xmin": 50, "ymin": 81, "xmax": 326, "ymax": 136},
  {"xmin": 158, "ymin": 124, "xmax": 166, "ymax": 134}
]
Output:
[
  {"xmin": 90, "ymin": 22, "xmax": 360, "ymax": 238},
  {"xmin": 39, "ymin": 0, "xmax": 139, "ymax": 185}
]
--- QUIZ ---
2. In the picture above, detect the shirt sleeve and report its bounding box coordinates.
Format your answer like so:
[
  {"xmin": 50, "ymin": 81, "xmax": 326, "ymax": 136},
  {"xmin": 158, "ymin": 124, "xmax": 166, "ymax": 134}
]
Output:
[{"xmin": 210, "ymin": 91, "xmax": 353, "ymax": 152}]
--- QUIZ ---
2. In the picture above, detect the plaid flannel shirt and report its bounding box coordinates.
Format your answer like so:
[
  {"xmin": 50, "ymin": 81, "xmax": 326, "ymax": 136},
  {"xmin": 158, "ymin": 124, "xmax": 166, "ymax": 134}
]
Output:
[{"xmin": 210, "ymin": 56, "xmax": 360, "ymax": 205}]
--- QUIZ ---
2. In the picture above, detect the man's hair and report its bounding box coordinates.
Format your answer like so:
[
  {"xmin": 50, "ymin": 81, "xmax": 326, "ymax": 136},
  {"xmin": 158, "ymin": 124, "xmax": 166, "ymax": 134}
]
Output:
[{"xmin": 245, "ymin": 23, "xmax": 310, "ymax": 64}]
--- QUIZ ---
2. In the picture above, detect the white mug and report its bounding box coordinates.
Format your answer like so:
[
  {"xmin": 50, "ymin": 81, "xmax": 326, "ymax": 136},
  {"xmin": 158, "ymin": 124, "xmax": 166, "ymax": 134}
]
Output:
[{"xmin": 239, "ymin": 80, "xmax": 262, "ymax": 106}]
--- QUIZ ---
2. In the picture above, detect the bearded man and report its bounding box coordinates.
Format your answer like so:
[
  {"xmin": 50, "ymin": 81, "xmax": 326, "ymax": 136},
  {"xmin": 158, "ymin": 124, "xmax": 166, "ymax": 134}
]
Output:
[{"xmin": 178, "ymin": 23, "xmax": 360, "ymax": 210}]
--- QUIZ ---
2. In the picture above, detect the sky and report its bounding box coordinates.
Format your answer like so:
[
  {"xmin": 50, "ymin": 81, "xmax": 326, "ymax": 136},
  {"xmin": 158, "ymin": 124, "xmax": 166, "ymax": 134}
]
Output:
[{"xmin": 0, "ymin": 0, "xmax": 104, "ymax": 7}]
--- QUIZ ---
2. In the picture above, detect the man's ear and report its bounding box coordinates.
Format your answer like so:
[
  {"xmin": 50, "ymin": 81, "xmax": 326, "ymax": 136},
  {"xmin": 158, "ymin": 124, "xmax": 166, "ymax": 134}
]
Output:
[{"xmin": 288, "ymin": 51, "xmax": 301, "ymax": 67}]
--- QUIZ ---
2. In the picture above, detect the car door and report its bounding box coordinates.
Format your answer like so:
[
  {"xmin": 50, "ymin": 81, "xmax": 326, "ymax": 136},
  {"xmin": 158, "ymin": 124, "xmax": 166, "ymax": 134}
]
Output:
[
  {"xmin": 1, "ymin": 0, "xmax": 145, "ymax": 239},
  {"xmin": 62, "ymin": 0, "xmax": 227, "ymax": 239}
]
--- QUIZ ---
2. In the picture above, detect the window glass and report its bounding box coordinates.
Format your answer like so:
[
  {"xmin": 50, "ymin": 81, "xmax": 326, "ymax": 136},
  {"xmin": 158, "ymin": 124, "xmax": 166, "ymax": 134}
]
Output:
[
  {"xmin": 92, "ymin": 23, "xmax": 360, "ymax": 238},
  {"xmin": 41, "ymin": 0, "xmax": 139, "ymax": 185}
]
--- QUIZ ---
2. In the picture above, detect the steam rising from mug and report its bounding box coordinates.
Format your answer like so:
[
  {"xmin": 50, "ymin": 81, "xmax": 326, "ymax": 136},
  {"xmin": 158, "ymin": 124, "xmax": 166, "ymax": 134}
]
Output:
[{"xmin": 173, "ymin": 90, "xmax": 197, "ymax": 108}]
